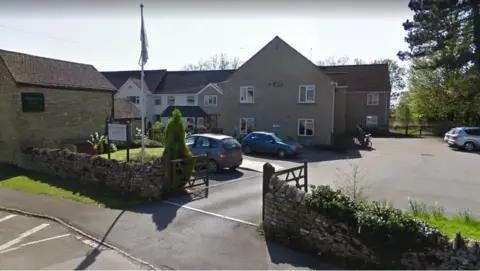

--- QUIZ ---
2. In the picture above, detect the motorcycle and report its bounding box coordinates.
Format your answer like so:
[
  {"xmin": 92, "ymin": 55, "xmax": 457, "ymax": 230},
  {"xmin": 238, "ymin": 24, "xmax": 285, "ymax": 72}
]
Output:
[{"xmin": 360, "ymin": 134, "xmax": 373, "ymax": 149}]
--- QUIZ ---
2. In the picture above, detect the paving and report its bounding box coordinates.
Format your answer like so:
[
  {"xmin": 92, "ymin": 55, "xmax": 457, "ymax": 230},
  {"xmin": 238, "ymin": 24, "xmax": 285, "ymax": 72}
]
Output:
[
  {"xmin": 245, "ymin": 138, "xmax": 480, "ymax": 217},
  {"xmin": 0, "ymin": 167, "xmax": 335, "ymax": 270},
  {"xmin": 0, "ymin": 211, "xmax": 148, "ymax": 270}
]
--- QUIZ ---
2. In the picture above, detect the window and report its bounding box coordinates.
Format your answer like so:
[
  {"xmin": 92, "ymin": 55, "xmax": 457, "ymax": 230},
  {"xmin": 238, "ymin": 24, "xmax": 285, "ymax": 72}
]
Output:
[
  {"xmin": 197, "ymin": 117, "xmax": 204, "ymax": 127},
  {"xmin": 154, "ymin": 98, "xmax": 161, "ymax": 105},
  {"xmin": 239, "ymin": 118, "xmax": 255, "ymax": 134},
  {"xmin": 367, "ymin": 93, "xmax": 379, "ymax": 106},
  {"xmin": 167, "ymin": 96, "xmax": 175, "ymax": 105},
  {"xmin": 204, "ymin": 95, "xmax": 218, "ymax": 106},
  {"xmin": 465, "ymin": 128, "xmax": 480, "ymax": 136},
  {"xmin": 298, "ymin": 85, "xmax": 315, "ymax": 103},
  {"xmin": 366, "ymin": 116, "xmax": 378, "ymax": 128},
  {"xmin": 185, "ymin": 117, "xmax": 195, "ymax": 130},
  {"xmin": 187, "ymin": 96, "xmax": 195, "ymax": 105},
  {"xmin": 186, "ymin": 136, "xmax": 197, "ymax": 145},
  {"xmin": 195, "ymin": 137, "xmax": 211, "ymax": 148},
  {"xmin": 298, "ymin": 119, "xmax": 314, "ymax": 136},
  {"xmin": 21, "ymin": 93, "xmax": 45, "ymax": 112},
  {"xmin": 240, "ymin": 86, "xmax": 255, "ymax": 103},
  {"xmin": 127, "ymin": 96, "xmax": 140, "ymax": 104},
  {"xmin": 155, "ymin": 115, "xmax": 161, "ymax": 121}
]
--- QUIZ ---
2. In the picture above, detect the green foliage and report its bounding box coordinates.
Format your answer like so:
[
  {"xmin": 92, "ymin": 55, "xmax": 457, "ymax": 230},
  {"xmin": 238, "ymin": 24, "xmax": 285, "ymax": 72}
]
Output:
[
  {"xmin": 392, "ymin": 91, "xmax": 413, "ymax": 122},
  {"xmin": 163, "ymin": 109, "xmax": 194, "ymax": 187},
  {"xmin": 305, "ymin": 185, "xmax": 443, "ymax": 251},
  {"xmin": 132, "ymin": 138, "xmax": 162, "ymax": 148},
  {"xmin": 87, "ymin": 132, "xmax": 106, "ymax": 152},
  {"xmin": 152, "ymin": 121, "xmax": 165, "ymax": 144}
]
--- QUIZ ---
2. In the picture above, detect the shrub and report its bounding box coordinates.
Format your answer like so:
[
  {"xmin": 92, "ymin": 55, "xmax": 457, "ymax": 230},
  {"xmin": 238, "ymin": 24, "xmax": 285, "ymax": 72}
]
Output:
[
  {"xmin": 305, "ymin": 184, "xmax": 443, "ymax": 252},
  {"xmin": 132, "ymin": 138, "xmax": 163, "ymax": 148},
  {"xmin": 151, "ymin": 121, "xmax": 165, "ymax": 144},
  {"xmin": 87, "ymin": 132, "xmax": 106, "ymax": 154},
  {"xmin": 163, "ymin": 109, "xmax": 194, "ymax": 190}
]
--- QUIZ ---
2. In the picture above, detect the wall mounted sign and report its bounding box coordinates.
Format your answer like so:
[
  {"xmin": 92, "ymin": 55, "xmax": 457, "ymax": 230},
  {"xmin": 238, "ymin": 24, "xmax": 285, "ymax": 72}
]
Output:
[{"xmin": 21, "ymin": 92, "xmax": 45, "ymax": 112}]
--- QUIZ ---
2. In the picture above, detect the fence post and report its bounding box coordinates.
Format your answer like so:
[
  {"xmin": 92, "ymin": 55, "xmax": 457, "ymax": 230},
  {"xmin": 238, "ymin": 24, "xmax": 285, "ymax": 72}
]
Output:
[
  {"xmin": 303, "ymin": 161, "xmax": 308, "ymax": 193},
  {"xmin": 262, "ymin": 163, "xmax": 275, "ymax": 222}
]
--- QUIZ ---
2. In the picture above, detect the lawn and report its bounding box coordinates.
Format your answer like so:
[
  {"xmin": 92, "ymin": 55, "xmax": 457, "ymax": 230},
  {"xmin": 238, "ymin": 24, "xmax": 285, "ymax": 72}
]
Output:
[
  {"xmin": 100, "ymin": 147, "xmax": 164, "ymax": 161},
  {"xmin": 0, "ymin": 164, "xmax": 143, "ymax": 209},
  {"xmin": 414, "ymin": 214, "xmax": 480, "ymax": 240}
]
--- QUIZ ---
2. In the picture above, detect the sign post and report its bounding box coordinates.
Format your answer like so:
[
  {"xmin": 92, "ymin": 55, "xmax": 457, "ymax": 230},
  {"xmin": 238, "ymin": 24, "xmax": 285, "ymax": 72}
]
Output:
[{"xmin": 107, "ymin": 123, "xmax": 129, "ymax": 161}]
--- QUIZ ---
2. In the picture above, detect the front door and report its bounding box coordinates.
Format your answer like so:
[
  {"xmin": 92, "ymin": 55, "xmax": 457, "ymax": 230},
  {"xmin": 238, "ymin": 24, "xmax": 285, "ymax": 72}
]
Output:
[{"xmin": 208, "ymin": 114, "xmax": 218, "ymax": 129}]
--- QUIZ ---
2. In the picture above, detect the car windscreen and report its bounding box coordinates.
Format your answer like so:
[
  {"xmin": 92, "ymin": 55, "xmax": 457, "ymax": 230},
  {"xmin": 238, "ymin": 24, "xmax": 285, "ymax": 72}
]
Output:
[
  {"xmin": 222, "ymin": 138, "xmax": 241, "ymax": 150},
  {"xmin": 272, "ymin": 134, "xmax": 286, "ymax": 142}
]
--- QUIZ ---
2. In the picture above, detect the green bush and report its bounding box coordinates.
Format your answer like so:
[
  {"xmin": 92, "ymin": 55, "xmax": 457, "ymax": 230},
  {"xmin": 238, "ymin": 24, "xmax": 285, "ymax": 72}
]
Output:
[
  {"xmin": 163, "ymin": 109, "xmax": 194, "ymax": 190},
  {"xmin": 305, "ymin": 185, "xmax": 443, "ymax": 252},
  {"xmin": 151, "ymin": 121, "xmax": 165, "ymax": 144},
  {"xmin": 132, "ymin": 138, "xmax": 163, "ymax": 148}
]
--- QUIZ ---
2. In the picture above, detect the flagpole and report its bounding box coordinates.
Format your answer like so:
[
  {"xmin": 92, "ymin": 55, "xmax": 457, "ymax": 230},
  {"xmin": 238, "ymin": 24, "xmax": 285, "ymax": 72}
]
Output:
[{"xmin": 139, "ymin": 3, "xmax": 146, "ymax": 163}]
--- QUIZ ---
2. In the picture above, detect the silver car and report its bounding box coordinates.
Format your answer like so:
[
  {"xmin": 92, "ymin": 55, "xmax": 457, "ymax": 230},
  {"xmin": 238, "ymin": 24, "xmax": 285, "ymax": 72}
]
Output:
[
  {"xmin": 186, "ymin": 134, "xmax": 243, "ymax": 172},
  {"xmin": 444, "ymin": 128, "xmax": 458, "ymax": 142},
  {"xmin": 447, "ymin": 127, "xmax": 480, "ymax": 152}
]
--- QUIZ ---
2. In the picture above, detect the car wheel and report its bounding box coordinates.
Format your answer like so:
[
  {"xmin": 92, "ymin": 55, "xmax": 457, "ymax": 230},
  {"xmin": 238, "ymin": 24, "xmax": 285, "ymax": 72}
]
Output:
[
  {"xmin": 208, "ymin": 160, "xmax": 219, "ymax": 173},
  {"xmin": 243, "ymin": 145, "xmax": 252, "ymax": 154},
  {"xmin": 277, "ymin": 149, "xmax": 286, "ymax": 158},
  {"xmin": 464, "ymin": 142, "xmax": 475, "ymax": 152}
]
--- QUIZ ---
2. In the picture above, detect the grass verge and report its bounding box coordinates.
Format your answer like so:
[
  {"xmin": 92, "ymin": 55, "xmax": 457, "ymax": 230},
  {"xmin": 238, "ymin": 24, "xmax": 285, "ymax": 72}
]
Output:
[
  {"xmin": 408, "ymin": 198, "xmax": 480, "ymax": 240},
  {"xmin": 100, "ymin": 147, "xmax": 164, "ymax": 162},
  {"xmin": 0, "ymin": 164, "xmax": 144, "ymax": 209}
]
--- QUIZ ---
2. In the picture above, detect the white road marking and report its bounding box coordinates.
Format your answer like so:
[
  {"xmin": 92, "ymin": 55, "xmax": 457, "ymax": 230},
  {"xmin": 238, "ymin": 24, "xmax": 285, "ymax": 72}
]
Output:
[
  {"xmin": 0, "ymin": 234, "xmax": 70, "ymax": 255},
  {"xmin": 0, "ymin": 223, "xmax": 49, "ymax": 252},
  {"xmin": 0, "ymin": 214, "xmax": 16, "ymax": 223},
  {"xmin": 163, "ymin": 200, "xmax": 258, "ymax": 227},
  {"xmin": 76, "ymin": 235, "xmax": 101, "ymax": 249}
]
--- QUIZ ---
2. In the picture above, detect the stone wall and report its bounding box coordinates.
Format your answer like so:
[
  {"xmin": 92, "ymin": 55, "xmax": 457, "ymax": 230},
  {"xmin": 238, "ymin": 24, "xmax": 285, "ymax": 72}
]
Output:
[
  {"xmin": 263, "ymin": 176, "xmax": 480, "ymax": 269},
  {"xmin": 19, "ymin": 148, "xmax": 165, "ymax": 200}
]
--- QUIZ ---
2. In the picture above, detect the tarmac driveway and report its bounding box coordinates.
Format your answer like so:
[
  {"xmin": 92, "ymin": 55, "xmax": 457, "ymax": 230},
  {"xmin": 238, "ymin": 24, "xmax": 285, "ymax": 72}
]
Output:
[{"xmin": 244, "ymin": 138, "xmax": 480, "ymax": 216}]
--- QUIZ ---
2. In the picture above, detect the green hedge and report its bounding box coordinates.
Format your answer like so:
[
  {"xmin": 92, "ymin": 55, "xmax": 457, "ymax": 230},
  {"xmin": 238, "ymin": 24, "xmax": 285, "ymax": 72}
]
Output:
[{"xmin": 305, "ymin": 185, "xmax": 444, "ymax": 252}]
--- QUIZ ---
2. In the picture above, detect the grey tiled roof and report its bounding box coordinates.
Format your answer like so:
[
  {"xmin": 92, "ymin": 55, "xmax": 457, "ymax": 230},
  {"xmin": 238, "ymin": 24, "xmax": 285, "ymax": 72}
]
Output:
[{"xmin": 0, "ymin": 50, "xmax": 116, "ymax": 92}]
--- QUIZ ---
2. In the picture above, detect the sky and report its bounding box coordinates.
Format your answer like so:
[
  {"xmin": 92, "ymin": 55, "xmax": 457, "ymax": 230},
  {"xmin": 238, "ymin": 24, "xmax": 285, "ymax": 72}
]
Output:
[{"xmin": 0, "ymin": 0, "xmax": 413, "ymax": 72}]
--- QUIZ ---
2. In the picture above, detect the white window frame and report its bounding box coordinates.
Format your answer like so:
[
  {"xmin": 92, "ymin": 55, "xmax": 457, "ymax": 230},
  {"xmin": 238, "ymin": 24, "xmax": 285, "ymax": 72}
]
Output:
[
  {"xmin": 240, "ymin": 86, "xmax": 255, "ymax": 103},
  {"xmin": 298, "ymin": 119, "xmax": 315, "ymax": 136},
  {"xmin": 127, "ymin": 96, "xmax": 140, "ymax": 104},
  {"xmin": 154, "ymin": 98, "xmax": 161, "ymax": 105},
  {"xmin": 367, "ymin": 93, "xmax": 379, "ymax": 106},
  {"xmin": 239, "ymin": 118, "xmax": 255, "ymax": 134},
  {"xmin": 204, "ymin": 95, "xmax": 218, "ymax": 106},
  {"xmin": 186, "ymin": 96, "xmax": 195, "ymax": 105},
  {"xmin": 366, "ymin": 115, "xmax": 378, "ymax": 128},
  {"xmin": 197, "ymin": 117, "xmax": 205, "ymax": 127},
  {"xmin": 298, "ymin": 85, "xmax": 315, "ymax": 103},
  {"xmin": 167, "ymin": 96, "xmax": 175, "ymax": 106}
]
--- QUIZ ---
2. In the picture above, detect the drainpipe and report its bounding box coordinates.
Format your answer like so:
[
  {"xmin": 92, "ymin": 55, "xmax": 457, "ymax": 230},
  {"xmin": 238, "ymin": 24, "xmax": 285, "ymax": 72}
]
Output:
[{"xmin": 330, "ymin": 82, "xmax": 337, "ymax": 144}]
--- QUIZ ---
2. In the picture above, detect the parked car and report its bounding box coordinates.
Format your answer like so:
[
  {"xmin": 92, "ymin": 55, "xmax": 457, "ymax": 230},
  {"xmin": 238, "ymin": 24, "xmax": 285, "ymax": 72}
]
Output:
[
  {"xmin": 241, "ymin": 131, "xmax": 303, "ymax": 158},
  {"xmin": 186, "ymin": 133, "xmax": 243, "ymax": 172},
  {"xmin": 447, "ymin": 127, "xmax": 480, "ymax": 152},
  {"xmin": 444, "ymin": 128, "xmax": 459, "ymax": 142}
]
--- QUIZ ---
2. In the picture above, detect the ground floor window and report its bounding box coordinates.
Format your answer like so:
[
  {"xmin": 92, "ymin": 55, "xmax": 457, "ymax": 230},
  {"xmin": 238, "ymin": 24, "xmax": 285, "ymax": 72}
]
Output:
[
  {"xmin": 298, "ymin": 119, "xmax": 314, "ymax": 136},
  {"xmin": 239, "ymin": 118, "xmax": 255, "ymax": 134},
  {"xmin": 197, "ymin": 117, "xmax": 204, "ymax": 127},
  {"xmin": 366, "ymin": 115, "xmax": 378, "ymax": 128},
  {"xmin": 185, "ymin": 117, "xmax": 196, "ymax": 130}
]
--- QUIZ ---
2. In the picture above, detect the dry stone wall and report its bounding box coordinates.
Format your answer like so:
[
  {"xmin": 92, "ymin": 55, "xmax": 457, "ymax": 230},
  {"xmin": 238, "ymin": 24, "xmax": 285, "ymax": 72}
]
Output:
[
  {"xmin": 19, "ymin": 148, "xmax": 166, "ymax": 200},
  {"xmin": 263, "ymin": 176, "xmax": 480, "ymax": 269}
]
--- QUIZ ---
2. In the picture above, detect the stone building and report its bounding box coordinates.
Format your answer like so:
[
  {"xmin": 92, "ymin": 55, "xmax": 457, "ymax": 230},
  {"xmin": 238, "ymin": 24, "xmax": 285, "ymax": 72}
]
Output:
[{"xmin": 0, "ymin": 49, "xmax": 116, "ymax": 164}]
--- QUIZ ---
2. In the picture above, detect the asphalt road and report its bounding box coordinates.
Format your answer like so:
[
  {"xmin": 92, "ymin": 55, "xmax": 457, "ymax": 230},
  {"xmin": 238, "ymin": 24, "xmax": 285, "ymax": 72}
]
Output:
[
  {"xmin": 244, "ymin": 138, "xmax": 480, "ymax": 217},
  {"xmin": 0, "ymin": 211, "xmax": 148, "ymax": 270}
]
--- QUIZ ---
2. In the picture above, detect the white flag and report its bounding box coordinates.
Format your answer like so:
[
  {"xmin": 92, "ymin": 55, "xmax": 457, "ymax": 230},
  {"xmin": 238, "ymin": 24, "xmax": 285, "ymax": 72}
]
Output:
[{"xmin": 139, "ymin": 4, "xmax": 149, "ymax": 66}]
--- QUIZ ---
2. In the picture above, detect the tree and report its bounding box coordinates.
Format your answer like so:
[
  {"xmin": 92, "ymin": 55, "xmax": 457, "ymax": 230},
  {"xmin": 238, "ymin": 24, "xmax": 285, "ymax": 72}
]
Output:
[
  {"xmin": 398, "ymin": 0, "xmax": 480, "ymax": 72},
  {"xmin": 392, "ymin": 91, "xmax": 413, "ymax": 123},
  {"xmin": 316, "ymin": 56, "xmax": 351, "ymax": 66},
  {"xmin": 163, "ymin": 109, "xmax": 194, "ymax": 190},
  {"xmin": 183, "ymin": 53, "xmax": 243, "ymax": 70}
]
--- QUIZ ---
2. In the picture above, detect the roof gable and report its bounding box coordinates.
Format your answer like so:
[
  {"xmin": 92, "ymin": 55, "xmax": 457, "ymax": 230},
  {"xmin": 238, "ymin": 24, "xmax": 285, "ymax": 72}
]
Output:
[
  {"xmin": 114, "ymin": 98, "xmax": 141, "ymax": 119},
  {"xmin": 0, "ymin": 50, "xmax": 116, "ymax": 92},
  {"xmin": 101, "ymin": 69, "xmax": 167, "ymax": 92}
]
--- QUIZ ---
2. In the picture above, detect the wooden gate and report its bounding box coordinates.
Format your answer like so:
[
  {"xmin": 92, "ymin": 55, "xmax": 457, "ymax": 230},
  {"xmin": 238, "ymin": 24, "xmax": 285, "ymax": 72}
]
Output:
[{"xmin": 171, "ymin": 155, "xmax": 209, "ymax": 191}]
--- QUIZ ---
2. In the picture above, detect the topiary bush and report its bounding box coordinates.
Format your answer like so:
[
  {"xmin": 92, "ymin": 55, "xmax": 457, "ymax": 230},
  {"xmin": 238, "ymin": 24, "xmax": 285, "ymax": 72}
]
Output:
[
  {"xmin": 305, "ymin": 185, "xmax": 444, "ymax": 256},
  {"xmin": 163, "ymin": 109, "xmax": 194, "ymax": 192}
]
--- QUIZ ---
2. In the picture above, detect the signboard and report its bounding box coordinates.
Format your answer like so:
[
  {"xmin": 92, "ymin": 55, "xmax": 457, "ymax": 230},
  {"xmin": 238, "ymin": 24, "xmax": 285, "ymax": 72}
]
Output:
[
  {"xmin": 272, "ymin": 125, "xmax": 281, "ymax": 128},
  {"xmin": 108, "ymin": 123, "xmax": 127, "ymax": 142},
  {"xmin": 21, "ymin": 93, "xmax": 45, "ymax": 112}
]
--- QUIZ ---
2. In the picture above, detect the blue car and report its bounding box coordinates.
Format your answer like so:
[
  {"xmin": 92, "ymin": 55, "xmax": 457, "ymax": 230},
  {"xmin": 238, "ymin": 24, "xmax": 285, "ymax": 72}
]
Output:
[{"xmin": 241, "ymin": 131, "xmax": 303, "ymax": 158}]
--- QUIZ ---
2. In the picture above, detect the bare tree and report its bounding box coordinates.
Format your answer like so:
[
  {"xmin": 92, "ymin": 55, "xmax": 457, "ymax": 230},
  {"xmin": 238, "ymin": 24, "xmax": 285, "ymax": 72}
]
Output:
[
  {"xmin": 316, "ymin": 56, "xmax": 351, "ymax": 66},
  {"xmin": 334, "ymin": 159, "xmax": 370, "ymax": 203},
  {"xmin": 183, "ymin": 53, "xmax": 243, "ymax": 71}
]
